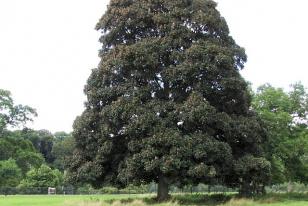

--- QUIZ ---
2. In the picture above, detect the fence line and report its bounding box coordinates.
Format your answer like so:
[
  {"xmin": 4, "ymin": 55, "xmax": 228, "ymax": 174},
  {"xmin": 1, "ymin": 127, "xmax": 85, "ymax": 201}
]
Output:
[
  {"xmin": 1, "ymin": 183, "xmax": 307, "ymax": 195},
  {"xmin": 0, "ymin": 185, "xmax": 236, "ymax": 195}
]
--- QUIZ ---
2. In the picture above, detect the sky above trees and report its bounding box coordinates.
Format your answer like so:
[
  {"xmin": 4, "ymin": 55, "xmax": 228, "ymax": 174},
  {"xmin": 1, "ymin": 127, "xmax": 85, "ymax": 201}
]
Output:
[{"xmin": 0, "ymin": 0, "xmax": 307, "ymax": 132}]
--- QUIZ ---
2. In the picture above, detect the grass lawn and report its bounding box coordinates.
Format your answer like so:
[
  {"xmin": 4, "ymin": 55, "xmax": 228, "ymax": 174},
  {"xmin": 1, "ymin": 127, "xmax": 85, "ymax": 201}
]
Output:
[
  {"xmin": 0, "ymin": 194, "xmax": 150, "ymax": 206},
  {"xmin": 0, "ymin": 193, "xmax": 307, "ymax": 206}
]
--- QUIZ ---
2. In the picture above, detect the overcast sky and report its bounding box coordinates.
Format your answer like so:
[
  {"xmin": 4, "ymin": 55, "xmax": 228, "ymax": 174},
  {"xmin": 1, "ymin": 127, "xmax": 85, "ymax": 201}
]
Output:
[{"xmin": 0, "ymin": 0, "xmax": 307, "ymax": 133}]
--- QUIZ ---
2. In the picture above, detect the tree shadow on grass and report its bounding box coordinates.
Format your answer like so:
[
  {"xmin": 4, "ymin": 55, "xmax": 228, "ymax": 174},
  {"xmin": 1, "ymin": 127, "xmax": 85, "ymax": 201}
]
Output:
[
  {"xmin": 254, "ymin": 192, "xmax": 308, "ymax": 203},
  {"xmin": 170, "ymin": 194, "xmax": 233, "ymax": 205},
  {"xmin": 104, "ymin": 193, "xmax": 308, "ymax": 205},
  {"xmin": 105, "ymin": 194, "xmax": 234, "ymax": 205}
]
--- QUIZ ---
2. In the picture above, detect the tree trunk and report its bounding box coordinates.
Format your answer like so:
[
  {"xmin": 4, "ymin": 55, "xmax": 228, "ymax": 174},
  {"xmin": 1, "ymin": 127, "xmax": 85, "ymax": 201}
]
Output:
[
  {"xmin": 239, "ymin": 182, "xmax": 252, "ymax": 197},
  {"xmin": 157, "ymin": 175, "xmax": 170, "ymax": 201}
]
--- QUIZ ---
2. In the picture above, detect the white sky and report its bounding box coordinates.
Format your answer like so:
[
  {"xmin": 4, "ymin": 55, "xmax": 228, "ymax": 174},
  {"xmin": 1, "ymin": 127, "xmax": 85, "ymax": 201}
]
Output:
[{"xmin": 0, "ymin": 0, "xmax": 307, "ymax": 133}]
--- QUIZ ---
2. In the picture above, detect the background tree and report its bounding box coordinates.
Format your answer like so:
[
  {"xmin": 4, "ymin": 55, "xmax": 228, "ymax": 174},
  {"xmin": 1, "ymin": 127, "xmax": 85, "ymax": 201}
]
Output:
[
  {"xmin": 0, "ymin": 89, "xmax": 36, "ymax": 133},
  {"xmin": 0, "ymin": 131, "xmax": 44, "ymax": 176},
  {"xmin": 19, "ymin": 164, "xmax": 63, "ymax": 188},
  {"xmin": 51, "ymin": 132, "xmax": 75, "ymax": 171},
  {"xmin": 0, "ymin": 137, "xmax": 15, "ymax": 160},
  {"xmin": 252, "ymin": 83, "xmax": 308, "ymax": 184},
  {"xmin": 69, "ymin": 0, "xmax": 269, "ymax": 199},
  {"xmin": 21, "ymin": 129, "xmax": 55, "ymax": 165},
  {"xmin": 0, "ymin": 89, "xmax": 69, "ymax": 189},
  {"xmin": 0, "ymin": 159, "xmax": 22, "ymax": 187},
  {"xmin": 15, "ymin": 150, "xmax": 44, "ymax": 175},
  {"xmin": 54, "ymin": 131, "xmax": 71, "ymax": 141}
]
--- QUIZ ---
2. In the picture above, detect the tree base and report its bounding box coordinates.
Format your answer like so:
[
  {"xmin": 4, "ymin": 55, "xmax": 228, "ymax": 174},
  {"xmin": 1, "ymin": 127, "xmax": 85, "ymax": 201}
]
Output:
[
  {"xmin": 156, "ymin": 194, "xmax": 171, "ymax": 202},
  {"xmin": 157, "ymin": 175, "xmax": 170, "ymax": 201}
]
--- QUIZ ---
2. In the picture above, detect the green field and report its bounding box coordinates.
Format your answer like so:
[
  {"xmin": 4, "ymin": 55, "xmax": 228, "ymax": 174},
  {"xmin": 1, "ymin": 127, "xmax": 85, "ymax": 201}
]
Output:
[
  {"xmin": 0, "ymin": 194, "xmax": 151, "ymax": 206},
  {"xmin": 0, "ymin": 193, "xmax": 307, "ymax": 206}
]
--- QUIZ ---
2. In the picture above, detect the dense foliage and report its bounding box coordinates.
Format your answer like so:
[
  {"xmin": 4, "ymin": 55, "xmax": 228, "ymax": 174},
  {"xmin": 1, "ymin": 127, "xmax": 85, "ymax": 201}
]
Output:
[
  {"xmin": 0, "ymin": 130, "xmax": 73, "ymax": 189},
  {"xmin": 0, "ymin": 89, "xmax": 36, "ymax": 133},
  {"xmin": 252, "ymin": 83, "xmax": 308, "ymax": 185},
  {"xmin": 0, "ymin": 159, "xmax": 22, "ymax": 187},
  {"xmin": 19, "ymin": 164, "xmax": 63, "ymax": 188},
  {"xmin": 69, "ymin": 0, "xmax": 270, "ymax": 199},
  {"xmin": 0, "ymin": 89, "xmax": 74, "ymax": 189},
  {"xmin": 0, "ymin": 1, "xmax": 307, "ymax": 199},
  {"xmin": 0, "ymin": 131, "xmax": 44, "ymax": 174}
]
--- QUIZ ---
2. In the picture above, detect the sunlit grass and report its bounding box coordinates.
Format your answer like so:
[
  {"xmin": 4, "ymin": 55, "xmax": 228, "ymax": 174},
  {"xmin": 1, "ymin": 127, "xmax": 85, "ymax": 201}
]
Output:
[{"xmin": 0, "ymin": 193, "xmax": 307, "ymax": 206}]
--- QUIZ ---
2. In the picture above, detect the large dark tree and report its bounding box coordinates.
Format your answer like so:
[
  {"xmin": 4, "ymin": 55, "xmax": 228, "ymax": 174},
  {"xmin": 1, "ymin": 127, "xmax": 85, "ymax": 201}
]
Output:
[{"xmin": 70, "ymin": 0, "xmax": 270, "ymax": 199}]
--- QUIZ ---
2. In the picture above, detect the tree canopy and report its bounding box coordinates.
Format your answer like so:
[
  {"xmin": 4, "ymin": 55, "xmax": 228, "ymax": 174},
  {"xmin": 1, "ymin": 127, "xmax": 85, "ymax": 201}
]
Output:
[
  {"xmin": 70, "ymin": 0, "xmax": 270, "ymax": 199},
  {"xmin": 0, "ymin": 159, "xmax": 22, "ymax": 187},
  {"xmin": 252, "ymin": 83, "xmax": 308, "ymax": 184},
  {"xmin": 19, "ymin": 164, "xmax": 63, "ymax": 188},
  {"xmin": 0, "ymin": 89, "xmax": 36, "ymax": 133},
  {"xmin": 0, "ymin": 89, "xmax": 70, "ymax": 189},
  {"xmin": 0, "ymin": 90, "xmax": 45, "ymax": 180}
]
